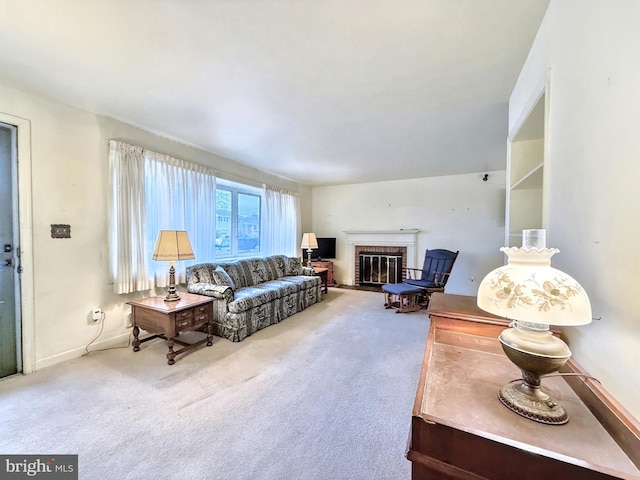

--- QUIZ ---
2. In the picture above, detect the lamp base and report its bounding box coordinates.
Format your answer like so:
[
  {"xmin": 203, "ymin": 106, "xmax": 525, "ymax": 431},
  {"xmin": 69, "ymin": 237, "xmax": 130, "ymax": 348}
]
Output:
[
  {"xmin": 164, "ymin": 265, "xmax": 181, "ymax": 302},
  {"xmin": 164, "ymin": 291, "xmax": 181, "ymax": 302},
  {"xmin": 498, "ymin": 381, "xmax": 568, "ymax": 425}
]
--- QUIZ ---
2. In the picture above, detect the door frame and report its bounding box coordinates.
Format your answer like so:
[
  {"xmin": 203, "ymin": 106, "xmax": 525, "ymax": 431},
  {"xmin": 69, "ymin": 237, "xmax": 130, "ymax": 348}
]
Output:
[{"xmin": 0, "ymin": 112, "xmax": 35, "ymax": 374}]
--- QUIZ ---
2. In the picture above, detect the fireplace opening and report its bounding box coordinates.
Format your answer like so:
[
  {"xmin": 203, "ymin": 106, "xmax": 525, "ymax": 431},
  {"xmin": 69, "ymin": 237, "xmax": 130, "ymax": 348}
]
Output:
[
  {"xmin": 354, "ymin": 245, "xmax": 407, "ymax": 286},
  {"xmin": 359, "ymin": 252, "xmax": 403, "ymax": 286}
]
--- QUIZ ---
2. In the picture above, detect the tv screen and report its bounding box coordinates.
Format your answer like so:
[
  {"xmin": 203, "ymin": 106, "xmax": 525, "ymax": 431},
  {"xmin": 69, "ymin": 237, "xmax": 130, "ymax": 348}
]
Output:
[{"xmin": 312, "ymin": 237, "xmax": 336, "ymax": 260}]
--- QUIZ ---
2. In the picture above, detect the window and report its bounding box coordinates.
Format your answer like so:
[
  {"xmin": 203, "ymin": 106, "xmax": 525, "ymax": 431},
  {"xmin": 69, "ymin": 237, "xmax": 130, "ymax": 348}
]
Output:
[
  {"xmin": 109, "ymin": 140, "xmax": 296, "ymax": 295},
  {"xmin": 215, "ymin": 179, "xmax": 262, "ymax": 258}
]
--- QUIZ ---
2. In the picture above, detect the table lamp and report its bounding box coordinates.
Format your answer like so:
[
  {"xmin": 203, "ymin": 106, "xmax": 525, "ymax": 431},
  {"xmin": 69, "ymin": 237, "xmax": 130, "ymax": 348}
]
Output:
[
  {"xmin": 300, "ymin": 233, "xmax": 318, "ymax": 267},
  {"xmin": 477, "ymin": 229, "xmax": 592, "ymax": 424},
  {"xmin": 152, "ymin": 230, "xmax": 195, "ymax": 302}
]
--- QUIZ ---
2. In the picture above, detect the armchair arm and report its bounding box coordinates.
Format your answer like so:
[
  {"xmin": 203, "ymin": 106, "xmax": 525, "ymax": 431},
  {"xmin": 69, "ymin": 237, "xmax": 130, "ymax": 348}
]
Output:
[
  {"xmin": 302, "ymin": 266, "xmax": 316, "ymax": 276},
  {"xmin": 432, "ymin": 271, "xmax": 451, "ymax": 287},
  {"xmin": 405, "ymin": 267, "xmax": 424, "ymax": 280}
]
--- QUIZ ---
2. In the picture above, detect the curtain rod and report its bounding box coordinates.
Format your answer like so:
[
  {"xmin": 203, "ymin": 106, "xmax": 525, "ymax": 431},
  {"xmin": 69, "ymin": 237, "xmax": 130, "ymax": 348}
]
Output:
[
  {"xmin": 109, "ymin": 139, "xmax": 299, "ymax": 194},
  {"xmin": 265, "ymin": 185, "xmax": 299, "ymax": 197}
]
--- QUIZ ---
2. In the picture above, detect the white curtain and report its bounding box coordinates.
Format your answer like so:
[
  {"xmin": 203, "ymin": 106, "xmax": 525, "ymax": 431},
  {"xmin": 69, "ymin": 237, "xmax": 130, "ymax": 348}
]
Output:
[
  {"xmin": 108, "ymin": 140, "xmax": 152, "ymax": 294},
  {"xmin": 263, "ymin": 186, "xmax": 300, "ymax": 257},
  {"xmin": 108, "ymin": 141, "xmax": 216, "ymax": 294},
  {"xmin": 144, "ymin": 151, "xmax": 216, "ymax": 285}
]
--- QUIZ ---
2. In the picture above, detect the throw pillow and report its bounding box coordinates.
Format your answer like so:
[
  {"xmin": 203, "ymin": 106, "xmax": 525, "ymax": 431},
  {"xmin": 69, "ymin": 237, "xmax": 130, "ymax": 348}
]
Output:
[{"xmin": 212, "ymin": 266, "xmax": 236, "ymax": 291}]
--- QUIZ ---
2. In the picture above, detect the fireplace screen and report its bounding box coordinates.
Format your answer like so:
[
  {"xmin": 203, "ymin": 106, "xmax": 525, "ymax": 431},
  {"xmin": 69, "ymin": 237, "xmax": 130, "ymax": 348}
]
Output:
[{"xmin": 359, "ymin": 252, "xmax": 403, "ymax": 286}]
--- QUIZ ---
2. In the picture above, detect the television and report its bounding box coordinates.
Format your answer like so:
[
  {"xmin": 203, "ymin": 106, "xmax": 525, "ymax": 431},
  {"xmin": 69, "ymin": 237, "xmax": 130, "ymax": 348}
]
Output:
[{"xmin": 311, "ymin": 237, "xmax": 336, "ymax": 260}]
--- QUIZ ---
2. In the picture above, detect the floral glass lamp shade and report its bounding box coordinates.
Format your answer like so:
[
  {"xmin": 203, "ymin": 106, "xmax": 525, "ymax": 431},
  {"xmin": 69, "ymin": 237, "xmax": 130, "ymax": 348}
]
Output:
[
  {"xmin": 152, "ymin": 230, "xmax": 195, "ymax": 302},
  {"xmin": 300, "ymin": 232, "xmax": 318, "ymax": 267},
  {"xmin": 477, "ymin": 229, "xmax": 592, "ymax": 424}
]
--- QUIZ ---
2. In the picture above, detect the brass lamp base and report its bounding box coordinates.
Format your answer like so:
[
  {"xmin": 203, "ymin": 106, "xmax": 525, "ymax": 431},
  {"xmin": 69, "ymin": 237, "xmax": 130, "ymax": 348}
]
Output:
[
  {"xmin": 498, "ymin": 380, "xmax": 568, "ymax": 425},
  {"xmin": 164, "ymin": 265, "xmax": 181, "ymax": 302},
  {"xmin": 164, "ymin": 290, "xmax": 180, "ymax": 302},
  {"xmin": 498, "ymin": 321, "xmax": 572, "ymax": 425}
]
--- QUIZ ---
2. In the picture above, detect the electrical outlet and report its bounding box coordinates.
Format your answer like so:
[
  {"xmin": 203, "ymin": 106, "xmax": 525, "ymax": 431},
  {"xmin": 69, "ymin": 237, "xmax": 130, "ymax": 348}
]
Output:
[
  {"xmin": 91, "ymin": 308, "xmax": 102, "ymax": 322},
  {"xmin": 124, "ymin": 312, "xmax": 133, "ymax": 328}
]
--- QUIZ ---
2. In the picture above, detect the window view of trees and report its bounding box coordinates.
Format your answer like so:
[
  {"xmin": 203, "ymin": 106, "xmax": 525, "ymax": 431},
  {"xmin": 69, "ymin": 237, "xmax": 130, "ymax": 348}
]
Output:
[{"xmin": 215, "ymin": 186, "xmax": 261, "ymax": 257}]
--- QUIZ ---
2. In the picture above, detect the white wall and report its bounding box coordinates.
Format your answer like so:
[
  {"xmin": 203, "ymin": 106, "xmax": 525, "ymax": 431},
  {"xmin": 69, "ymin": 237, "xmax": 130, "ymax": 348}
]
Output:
[
  {"xmin": 311, "ymin": 171, "xmax": 506, "ymax": 295},
  {"xmin": 0, "ymin": 82, "xmax": 308, "ymax": 370},
  {"xmin": 510, "ymin": 0, "xmax": 640, "ymax": 418}
]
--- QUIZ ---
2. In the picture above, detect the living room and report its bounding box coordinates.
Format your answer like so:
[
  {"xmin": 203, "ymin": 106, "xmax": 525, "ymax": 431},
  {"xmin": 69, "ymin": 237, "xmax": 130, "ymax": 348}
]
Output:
[{"xmin": 1, "ymin": 1, "xmax": 639, "ymax": 478}]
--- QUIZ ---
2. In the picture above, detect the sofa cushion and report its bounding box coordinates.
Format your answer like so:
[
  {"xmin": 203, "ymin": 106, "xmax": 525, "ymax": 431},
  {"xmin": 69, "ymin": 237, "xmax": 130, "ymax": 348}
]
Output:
[
  {"xmin": 228, "ymin": 285, "xmax": 281, "ymax": 314},
  {"xmin": 267, "ymin": 255, "xmax": 290, "ymax": 278},
  {"xmin": 285, "ymin": 257, "xmax": 304, "ymax": 276},
  {"xmin": 245, "ymin": 258, "xmax": 277, "ymax": 285},
  {"xmin": 261, "ymin": 279, "xmax": 301, "ymax": 297},
  {"xmin": 280, "ymin": 275, "xmax": 321, "ymax": 290},
  {"xmin": 211, "ymin": 266, "xmax": 236, "ymax": 291},
  {"xmin": 219, "ymin": 262, "xmax": 250, "ymax": 289}
]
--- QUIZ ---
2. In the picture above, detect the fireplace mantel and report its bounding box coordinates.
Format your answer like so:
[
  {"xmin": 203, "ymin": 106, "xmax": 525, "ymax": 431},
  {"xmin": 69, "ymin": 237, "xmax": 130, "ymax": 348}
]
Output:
[{"xmin": 344, "ymin": 229, "xmax": 420, "ymax": 286}]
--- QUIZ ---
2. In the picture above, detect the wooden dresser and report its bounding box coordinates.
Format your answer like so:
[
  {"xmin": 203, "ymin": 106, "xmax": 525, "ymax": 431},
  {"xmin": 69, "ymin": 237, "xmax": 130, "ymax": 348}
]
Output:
[{"xmin": 407, "ymin": 293, "xmax": 640, "ymax": 480}]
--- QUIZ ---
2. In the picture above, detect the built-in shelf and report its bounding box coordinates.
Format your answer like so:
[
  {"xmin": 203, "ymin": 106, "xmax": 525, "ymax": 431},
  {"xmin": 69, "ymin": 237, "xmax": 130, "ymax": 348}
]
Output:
[
  {"xmin": 511, "ymin": 162, "xmax": 543, "ymax": 190},
  {"xmin": 506, "ymin": 81, "xmax": 547, "ymax": 247}
]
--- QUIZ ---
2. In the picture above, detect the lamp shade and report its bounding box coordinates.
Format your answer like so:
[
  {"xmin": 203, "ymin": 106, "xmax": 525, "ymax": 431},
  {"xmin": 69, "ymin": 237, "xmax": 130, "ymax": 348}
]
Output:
[
  {"xmin": 300, "ymin": 232, "xmax": 318, "ymax": 250},
  {"xmin": 152, "ymin": 230, "xmax": 195, "ymax": 261},
  {"xmin": 477, "ymin": 239, "xmax": 591, "ymax": 327}
]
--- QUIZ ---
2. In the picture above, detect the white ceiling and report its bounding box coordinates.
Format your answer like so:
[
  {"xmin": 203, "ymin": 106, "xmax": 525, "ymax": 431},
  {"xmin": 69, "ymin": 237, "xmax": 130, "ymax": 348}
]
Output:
[{"xmin": 0, "ymin": 0, "xmax": 549, "ymax": 186}]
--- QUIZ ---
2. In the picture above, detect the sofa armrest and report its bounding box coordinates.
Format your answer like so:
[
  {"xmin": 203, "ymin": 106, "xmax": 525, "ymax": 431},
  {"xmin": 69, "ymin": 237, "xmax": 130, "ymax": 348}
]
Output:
[
  {"xmin": 302, "ymin": 266, "xmax": 316, "ymax": 276},
  {"xmin": 188, "ymin": 282, "xmax": 234, "ymax": 301}
]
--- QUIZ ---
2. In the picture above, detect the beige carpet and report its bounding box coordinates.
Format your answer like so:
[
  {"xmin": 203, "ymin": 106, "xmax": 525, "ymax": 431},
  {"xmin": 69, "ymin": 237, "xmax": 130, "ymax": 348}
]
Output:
[{"xmin": 0, "ymin": 288, "xmax": 430, "ymax": 480}]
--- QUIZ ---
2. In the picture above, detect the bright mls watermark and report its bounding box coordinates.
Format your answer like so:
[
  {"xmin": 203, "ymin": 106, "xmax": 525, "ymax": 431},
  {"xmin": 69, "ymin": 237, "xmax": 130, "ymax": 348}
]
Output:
[{"xmin": 1, "ymin": 455, "xmax": 77, "ymax": 479}]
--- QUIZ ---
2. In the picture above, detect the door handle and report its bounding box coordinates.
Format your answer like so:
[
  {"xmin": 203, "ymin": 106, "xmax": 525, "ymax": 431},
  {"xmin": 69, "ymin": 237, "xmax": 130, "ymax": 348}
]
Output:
[{"xmin": 4, "ymin": 258, "xmax": 13, "ymax": 267}]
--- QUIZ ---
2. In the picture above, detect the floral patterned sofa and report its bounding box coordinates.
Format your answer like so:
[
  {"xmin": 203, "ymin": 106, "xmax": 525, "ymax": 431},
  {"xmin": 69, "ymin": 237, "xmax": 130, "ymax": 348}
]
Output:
[{"xmin": 186, "ymin": 255, "xmax": 322, "ymax": 341}]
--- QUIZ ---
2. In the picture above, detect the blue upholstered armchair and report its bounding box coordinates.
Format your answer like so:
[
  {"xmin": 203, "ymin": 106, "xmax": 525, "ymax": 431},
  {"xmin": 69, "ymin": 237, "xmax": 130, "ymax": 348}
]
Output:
[{"xmin": 404, "ymin": 249, "xmax": 459, "ymax": 303}]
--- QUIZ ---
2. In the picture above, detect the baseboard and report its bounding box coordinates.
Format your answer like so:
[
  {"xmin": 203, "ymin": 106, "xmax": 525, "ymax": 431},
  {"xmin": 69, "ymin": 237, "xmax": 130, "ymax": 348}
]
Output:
[{"xmin": 35, "ymin": 332, "xmax": 133, "ymax": 371}]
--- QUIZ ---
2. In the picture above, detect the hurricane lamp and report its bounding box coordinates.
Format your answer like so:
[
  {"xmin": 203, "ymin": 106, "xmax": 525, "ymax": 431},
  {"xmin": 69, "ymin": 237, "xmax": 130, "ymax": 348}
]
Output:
[{"xmin": 477, "ymin": 229, "xmax": 592, "ymax": 424}]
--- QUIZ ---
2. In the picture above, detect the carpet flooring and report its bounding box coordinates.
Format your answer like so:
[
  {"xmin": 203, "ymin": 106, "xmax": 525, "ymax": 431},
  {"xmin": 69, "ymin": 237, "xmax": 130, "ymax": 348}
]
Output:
[{"xmin": 0, "ymin": 288, "xmax": 430, "ymax": 480}]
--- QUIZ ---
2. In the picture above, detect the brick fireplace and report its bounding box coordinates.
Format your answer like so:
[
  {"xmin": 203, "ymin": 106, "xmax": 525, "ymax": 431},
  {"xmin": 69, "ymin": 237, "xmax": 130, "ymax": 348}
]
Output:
[
  {"xmin": 344, "ymin": 230, "xmax": 419, "ymax": 286},
  {"xmin": 355, "ymin": 245, "xmax": 407, "ymax": 286}
]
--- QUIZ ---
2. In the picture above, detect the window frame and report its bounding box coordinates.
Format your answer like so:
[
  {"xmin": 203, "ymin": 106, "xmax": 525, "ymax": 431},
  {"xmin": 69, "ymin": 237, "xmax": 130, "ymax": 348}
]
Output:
[{"xmin": 215, "ymin": 179, "xmax": 263, "ymax": 260}]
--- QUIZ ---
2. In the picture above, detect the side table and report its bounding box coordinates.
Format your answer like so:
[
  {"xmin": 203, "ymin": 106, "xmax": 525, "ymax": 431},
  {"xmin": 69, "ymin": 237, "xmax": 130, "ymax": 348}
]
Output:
[
  {"xmin": 311, "ymin": 260, "xmax": 334, "ymax": 286},
  {"xmin": 128, "ymin": 292, "xmax": 214, "ymax": 365},
  {"xmin": 313, "ymin": 267, "xmax": 329, "ymax": 294}
]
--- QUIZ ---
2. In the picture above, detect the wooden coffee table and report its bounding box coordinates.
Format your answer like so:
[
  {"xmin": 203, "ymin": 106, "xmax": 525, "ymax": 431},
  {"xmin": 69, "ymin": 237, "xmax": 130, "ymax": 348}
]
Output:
[{"xmin": 128, "ymin": 292, "xmax": 214, "ymax": 365}]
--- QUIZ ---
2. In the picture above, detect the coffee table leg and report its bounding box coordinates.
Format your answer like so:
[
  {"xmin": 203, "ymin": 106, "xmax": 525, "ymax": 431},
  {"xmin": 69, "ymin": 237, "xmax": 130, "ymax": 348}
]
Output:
[
  {"xmin": 166, "ymin": 338, "xmax": 176, "ymax": 365},
  {"xmin": 133, "ymin": 325, "xmax": 140, "ymax": 352}
]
